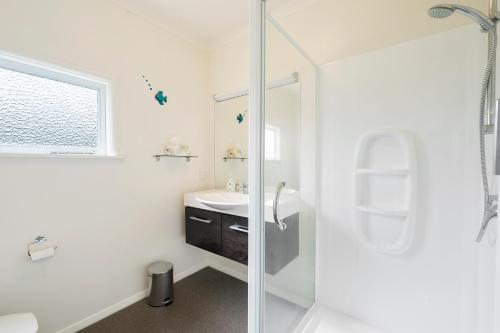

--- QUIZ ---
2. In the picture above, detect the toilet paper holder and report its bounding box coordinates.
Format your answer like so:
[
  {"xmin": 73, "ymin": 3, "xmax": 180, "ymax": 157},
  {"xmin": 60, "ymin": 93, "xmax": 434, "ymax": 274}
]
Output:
[{"xmin": 27, "ymin": 236, "xmax": 58, "ymax": 257}]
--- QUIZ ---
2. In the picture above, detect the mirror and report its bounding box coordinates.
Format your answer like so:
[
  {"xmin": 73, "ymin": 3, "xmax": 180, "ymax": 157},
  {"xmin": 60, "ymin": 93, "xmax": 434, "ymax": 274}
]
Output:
[
  {"xmin": 214, "ymin": 95, "xmax": 249, "ymax": 189},
  {"xmin": 214, "ymin": 83, "xmax": 301, "ymax": 190}
]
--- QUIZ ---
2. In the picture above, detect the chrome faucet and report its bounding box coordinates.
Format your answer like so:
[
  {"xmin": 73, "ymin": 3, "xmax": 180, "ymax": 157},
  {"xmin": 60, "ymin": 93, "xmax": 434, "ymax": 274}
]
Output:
[{"xmin": 235, "ymin": 181, "xmax": 248, "ymax": 194}]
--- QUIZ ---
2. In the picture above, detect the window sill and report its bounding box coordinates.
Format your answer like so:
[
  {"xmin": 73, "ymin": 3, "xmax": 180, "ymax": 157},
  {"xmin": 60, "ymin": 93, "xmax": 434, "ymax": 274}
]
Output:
[{"xmin": 0, "ymin": 153, "xmax": 125, "ymax": 160}]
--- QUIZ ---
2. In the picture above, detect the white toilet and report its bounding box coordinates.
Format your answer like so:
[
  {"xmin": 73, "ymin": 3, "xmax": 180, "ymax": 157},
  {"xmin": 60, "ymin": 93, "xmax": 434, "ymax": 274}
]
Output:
[{"xmin": 0, "ymin": 313, "xmax": 38, "ymax": 333}]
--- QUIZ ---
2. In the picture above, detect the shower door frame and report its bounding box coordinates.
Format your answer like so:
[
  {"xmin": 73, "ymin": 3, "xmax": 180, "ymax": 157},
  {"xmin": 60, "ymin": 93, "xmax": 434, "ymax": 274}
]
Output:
[
  {"xmin": 248, "ymin": 0, "xmax": 266, "ymax": 332},
  {"xmin": 249, "ymin": 1, "xmax": 318, "ymax": 331}
]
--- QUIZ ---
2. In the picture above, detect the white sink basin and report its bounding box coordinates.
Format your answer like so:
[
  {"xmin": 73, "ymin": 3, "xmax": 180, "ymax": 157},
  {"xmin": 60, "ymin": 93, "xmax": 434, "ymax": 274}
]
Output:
[
  {"xmin": 186, "ymin": 188, "xmax": 300, "ymax": 221},
  {"xmin": 196, "ymin": 192, "xmax": 249, "ymax": 210}
]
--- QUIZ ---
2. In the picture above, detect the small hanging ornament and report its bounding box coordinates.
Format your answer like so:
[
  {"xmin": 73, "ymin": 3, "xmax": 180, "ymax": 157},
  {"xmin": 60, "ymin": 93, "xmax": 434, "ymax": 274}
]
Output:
[
  {"xmin": 142, "ymin": 75, "xmax": 168, "ymax": 106},
  {"xmin": 237, "ymin": 109, "xmax": 247, "ymax": 124},
  {"xmin": 155, "ymin": 91, "xmax": 168, "ymax": 106}
]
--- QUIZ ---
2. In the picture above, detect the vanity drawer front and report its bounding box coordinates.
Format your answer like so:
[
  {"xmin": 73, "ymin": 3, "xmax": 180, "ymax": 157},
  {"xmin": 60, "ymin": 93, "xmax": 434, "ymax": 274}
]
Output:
[
  {"xmin": 185, "ymin": 207, "xmax": 222, "ymax": 255},
  {"xmin": 222, "ymin": 215, "xmax": 248, "ymax": 265}
]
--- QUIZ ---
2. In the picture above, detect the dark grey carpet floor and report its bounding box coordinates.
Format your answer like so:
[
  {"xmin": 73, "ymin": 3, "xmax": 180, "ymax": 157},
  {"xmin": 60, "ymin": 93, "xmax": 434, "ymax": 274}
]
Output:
[{"xmin": 79, "ymin": 267, "xmax": 247, "ymax": 333}]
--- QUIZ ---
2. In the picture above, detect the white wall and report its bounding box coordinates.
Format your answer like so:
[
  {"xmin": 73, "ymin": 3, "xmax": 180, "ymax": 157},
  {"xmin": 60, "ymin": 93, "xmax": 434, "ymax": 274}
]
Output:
[
  {"xmin": 0, "ymin": 1, "xmax": 212, "ymax": 332},
  {"xmin": 317, "ymin": 25, "xmax": 497, "ymax": 333}
]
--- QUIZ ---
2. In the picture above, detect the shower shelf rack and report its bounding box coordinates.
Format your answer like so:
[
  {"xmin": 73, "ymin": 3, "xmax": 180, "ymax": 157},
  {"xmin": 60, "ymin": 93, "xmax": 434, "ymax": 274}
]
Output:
[
  {"xmin": 355, "ymin": 168, "xmax": 410, "ymax": 176},
  {"xmin": 353, "ymin": 129, "xmax": 417, "ymax": 255},
  {"xmin": 153, "ymin": 154, "xmax": 198, "ymax": 162},
  {"xmin": 355, "ymin": 206, "xmax": 408, "ymax": 217}
]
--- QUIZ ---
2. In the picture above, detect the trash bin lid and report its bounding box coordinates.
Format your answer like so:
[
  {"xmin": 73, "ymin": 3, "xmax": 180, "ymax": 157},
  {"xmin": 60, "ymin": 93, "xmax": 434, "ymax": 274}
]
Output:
[{"xmin": 147, "ymin": 261, "xmax": 173, "ymax": 276}]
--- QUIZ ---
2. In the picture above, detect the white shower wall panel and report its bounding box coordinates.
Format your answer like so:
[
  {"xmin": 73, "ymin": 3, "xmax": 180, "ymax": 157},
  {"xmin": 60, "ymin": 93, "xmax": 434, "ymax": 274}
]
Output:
[{"xmin": 316, "ymin": 25, "xmax": 497, "ymax": 333}]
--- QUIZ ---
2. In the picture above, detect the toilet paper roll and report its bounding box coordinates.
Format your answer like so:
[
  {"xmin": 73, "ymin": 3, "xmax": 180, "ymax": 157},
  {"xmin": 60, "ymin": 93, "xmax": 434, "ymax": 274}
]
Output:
[{"xmin": 29, "ymin": 246, "xmax": 55, "ymax": 262}]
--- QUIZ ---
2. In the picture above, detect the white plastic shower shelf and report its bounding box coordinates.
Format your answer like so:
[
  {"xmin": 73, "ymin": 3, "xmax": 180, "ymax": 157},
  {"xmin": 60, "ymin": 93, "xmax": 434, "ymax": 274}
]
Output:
[
  {"xmin": 354, "ymin": 206, "xmax": 408, "ymax": 217},
  {"xmin": 355, "ymin": 168, "xmax": 410, "ymax": 176},
  {"xmin": 353, "ymin": 129, "xmax": 417, "ymax": 255}
]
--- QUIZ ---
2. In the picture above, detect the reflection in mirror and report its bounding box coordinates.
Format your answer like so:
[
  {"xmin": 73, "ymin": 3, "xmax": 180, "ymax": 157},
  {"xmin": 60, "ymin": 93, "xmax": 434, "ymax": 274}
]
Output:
[
  {"xmin": 214, "ymin": 96, "xmax": 249, "ymax": 189},
  {"xmin": 264, "ymin": 83, "xmax": 300, "ymax": 191},
  {"xmin": 213, "ymin": 83, "xmax": 300, "ymax": 191}
]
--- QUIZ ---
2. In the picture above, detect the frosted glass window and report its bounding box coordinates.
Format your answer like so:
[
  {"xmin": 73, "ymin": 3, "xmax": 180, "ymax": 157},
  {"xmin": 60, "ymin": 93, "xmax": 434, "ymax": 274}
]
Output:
[{"xmin": 0, "ymin": 56, "xmax": 107, "ymax": 155}]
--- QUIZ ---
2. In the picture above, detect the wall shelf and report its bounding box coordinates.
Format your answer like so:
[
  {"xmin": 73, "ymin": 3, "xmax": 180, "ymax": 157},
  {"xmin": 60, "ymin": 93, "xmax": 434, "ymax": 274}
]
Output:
[
  {"xmin": 353, "ymin": 129, "xmax": 417, "ymax": 255},
  {"xmin": 355, "ymin": 168, "xmax": 410, "ymax": 176},
  {"xmin": 153, "ymin": 154, "xmax": 198, "ymax": 162},
  {"xmin": 223, "ymin": 157, "xmax": 248, "ymax": 162},
  {"xmin": 355, "ymin": 206, "xmax": 408, "ymax": 217}
]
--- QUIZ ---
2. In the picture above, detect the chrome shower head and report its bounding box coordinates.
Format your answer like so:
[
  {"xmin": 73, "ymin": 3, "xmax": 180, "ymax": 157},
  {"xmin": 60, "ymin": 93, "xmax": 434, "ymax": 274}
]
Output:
[
  {"xmin": 428, "ymin": 4, "xmax": 495, "ymax": 32},
  {"xmin": 428, "ymin": 5, "xmax": 455, "ymax": 19}
]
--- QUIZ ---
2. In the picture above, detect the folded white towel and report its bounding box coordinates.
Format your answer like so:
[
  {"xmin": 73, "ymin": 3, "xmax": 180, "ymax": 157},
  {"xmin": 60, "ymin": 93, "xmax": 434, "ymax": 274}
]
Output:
[{"xmin": 164, "ymin": 136, "xmax": 191, "ymax": 156}]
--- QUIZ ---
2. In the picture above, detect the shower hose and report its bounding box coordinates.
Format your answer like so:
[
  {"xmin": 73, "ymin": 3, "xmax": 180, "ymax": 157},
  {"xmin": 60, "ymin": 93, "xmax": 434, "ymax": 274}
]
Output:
[{"xmin": 476, "ymin": 26, "xmax": 498, "ymax": 243}]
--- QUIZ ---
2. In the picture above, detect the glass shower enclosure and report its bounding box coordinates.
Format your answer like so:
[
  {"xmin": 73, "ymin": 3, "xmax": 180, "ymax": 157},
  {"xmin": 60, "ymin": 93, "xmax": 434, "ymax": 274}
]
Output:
[
  {"xmin": 248, "ymin": 0, "xmax": 317, "ymax": 332},
  {"xmin": 249, "ymin": 0, "xmax": 500, "ymax": 332}
]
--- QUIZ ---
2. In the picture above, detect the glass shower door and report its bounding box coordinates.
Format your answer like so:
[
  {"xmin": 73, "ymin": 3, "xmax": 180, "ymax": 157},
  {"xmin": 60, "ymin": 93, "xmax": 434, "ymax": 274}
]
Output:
[
  {"xmin": 261, "ymin": 4, "xmax": 317, "ymax": 332},
  {"xmin": 262, "ymin": 82, "xmax": 315, "ymax": 332},
  {"xmin": 248, "ymin": 1, "xmax": 316, "ymax": 331}
]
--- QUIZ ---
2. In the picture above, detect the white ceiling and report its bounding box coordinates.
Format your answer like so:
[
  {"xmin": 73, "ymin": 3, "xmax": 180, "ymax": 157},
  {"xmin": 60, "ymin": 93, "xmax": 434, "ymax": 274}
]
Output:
[
  {"xmin": 111, "ymin": 0, "xmax": 246, "ymax": 48},
  {"xmin": 111, "ymin": 0, "xmax": 319, "ymax": 48},
  {"xmin": 112, "ymin": 0, "xmax": 488, "ymax": 63},
  {"xmin": 273, "ymin": 0, "xmax": 488, "ymax": 64}
]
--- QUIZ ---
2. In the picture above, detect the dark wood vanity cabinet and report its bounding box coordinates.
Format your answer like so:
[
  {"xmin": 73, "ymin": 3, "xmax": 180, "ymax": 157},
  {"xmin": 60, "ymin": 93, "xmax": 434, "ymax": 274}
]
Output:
[
  {"xmin": 265, "ymin": 213, "xmax": 299, "ymax": 275},
  {"xmin": 221, "ymin": 214, "xmax": 248, "ymax": 265},
  {"xmin": 185, "ymin": 207, "xmax": 222, "ymax": 255},
  {"xmin": 185, "ymin": 206, "xmax": 299, "ymax": 274}
]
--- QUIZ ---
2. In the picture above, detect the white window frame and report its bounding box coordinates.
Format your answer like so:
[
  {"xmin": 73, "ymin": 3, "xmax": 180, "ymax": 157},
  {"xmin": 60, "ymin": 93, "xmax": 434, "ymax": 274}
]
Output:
[{"xmin": 0, "ymin": 52, "xmax": 110, "ymax": 155}]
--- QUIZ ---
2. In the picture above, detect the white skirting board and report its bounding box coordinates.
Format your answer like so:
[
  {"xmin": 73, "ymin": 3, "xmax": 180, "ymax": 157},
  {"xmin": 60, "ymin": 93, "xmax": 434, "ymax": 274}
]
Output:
[{"xmin": 55, "ymin": 262, "xmax": 208, "ymax": 333}]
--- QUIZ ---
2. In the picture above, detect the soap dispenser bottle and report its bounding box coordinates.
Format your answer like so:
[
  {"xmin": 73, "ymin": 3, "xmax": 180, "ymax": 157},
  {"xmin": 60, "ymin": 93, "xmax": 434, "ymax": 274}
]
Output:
[{"xmin": 226, "ymin": 177, "xmax": 236, "ymax": 192}]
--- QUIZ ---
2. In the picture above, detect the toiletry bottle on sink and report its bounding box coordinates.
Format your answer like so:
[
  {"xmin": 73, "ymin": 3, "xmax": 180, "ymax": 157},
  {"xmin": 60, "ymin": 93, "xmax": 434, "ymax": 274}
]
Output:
[{"xmin": 226, "ymin": 177, "xmax": 236, "ymax": 192}]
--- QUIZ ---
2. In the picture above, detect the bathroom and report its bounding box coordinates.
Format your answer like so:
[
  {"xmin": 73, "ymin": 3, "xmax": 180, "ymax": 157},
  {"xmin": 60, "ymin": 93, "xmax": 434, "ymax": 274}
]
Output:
[{"xmin": 0, "ymin": 0, "xmax": 499, "ymax": 332}]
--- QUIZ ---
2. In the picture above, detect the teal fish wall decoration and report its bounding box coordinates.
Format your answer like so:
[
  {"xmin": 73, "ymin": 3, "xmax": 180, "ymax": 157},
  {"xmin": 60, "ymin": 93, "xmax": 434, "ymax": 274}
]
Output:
[
  {"xmin": 155, "ymin": 91, "xmax": 168, "ymax": 105},
  {"xmin": 236, "ymin": 109, "xmax": 247, "ymax": 124},
  {"xmin": 142, "ymin": 75, "xmax": 169, "ymax": 106}
]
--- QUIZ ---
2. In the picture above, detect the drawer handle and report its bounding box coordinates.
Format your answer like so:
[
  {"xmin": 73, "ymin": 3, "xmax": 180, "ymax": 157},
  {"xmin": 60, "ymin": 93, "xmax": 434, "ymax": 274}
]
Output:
[
  {"xmin": 229, "ymin": 224, "xmax": 248, "ymax": 234},
  {"xmin": 189, "ymin": 216, "xmax": 213, "ymax": 224}
]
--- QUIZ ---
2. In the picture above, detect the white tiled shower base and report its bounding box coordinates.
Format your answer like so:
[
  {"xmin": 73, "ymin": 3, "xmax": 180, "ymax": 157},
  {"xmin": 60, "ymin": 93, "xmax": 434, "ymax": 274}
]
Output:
[
  {"xmin": 266, "ymin": 292, "xmax": 307, "ymax": 332},
  {"xmin": 295, "ymin": 304, "xmax": 385, "ymax": 333}
]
